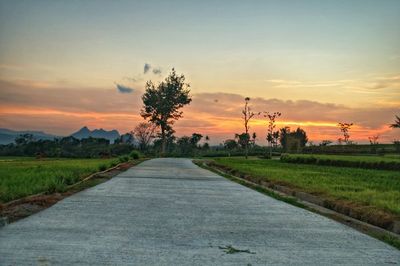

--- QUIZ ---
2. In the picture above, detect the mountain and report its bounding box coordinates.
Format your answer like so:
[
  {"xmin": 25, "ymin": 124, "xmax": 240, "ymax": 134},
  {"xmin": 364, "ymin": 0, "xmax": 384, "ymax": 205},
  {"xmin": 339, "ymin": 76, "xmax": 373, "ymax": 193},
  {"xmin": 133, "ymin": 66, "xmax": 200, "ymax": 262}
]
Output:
[
  {"xmin": 71, "ymin": 126, "xmax": 120, "ymax": 143},
  {"xmin": 0, "ymin": 128, "xmax": 59, "ymax": 145}
]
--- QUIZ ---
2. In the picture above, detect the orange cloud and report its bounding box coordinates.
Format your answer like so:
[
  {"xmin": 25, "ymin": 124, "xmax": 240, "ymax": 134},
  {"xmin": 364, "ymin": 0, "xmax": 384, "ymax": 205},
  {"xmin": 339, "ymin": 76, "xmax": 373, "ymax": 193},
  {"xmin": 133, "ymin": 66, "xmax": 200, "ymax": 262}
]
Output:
[{"xmin": 0, "ymin": 79, "xmax": 399, "ymax": 144}]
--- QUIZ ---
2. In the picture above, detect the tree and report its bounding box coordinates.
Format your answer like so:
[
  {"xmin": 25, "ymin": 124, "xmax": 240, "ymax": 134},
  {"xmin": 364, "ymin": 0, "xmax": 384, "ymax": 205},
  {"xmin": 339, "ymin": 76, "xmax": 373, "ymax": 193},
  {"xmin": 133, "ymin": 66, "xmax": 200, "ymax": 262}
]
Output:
[
  {"xmin": 203, "ymin": 135, "xmax": 210, "ymax": 150},
  {"xmin": 190, "ymin": 133, "xmax": 203, "ymax": 148},
  {"xmin": 279, "ymin": 127, "xmax": 290, "ymax": 149},
  {"xmin": 176, "ymin": 136, "xmax": 192, "ymax": 155},
  {"xmin": 133, "ymin": 122, "xmax": 157, "ymax": 151},
  {"xmin": 319, "ymin": 140, "xmax": 332, "ymax": 146},
  {"xmin": 368, "ymin": 135, "xmax": 379, "ymax": 154},
  {"xmin": 294, "ymin": 127, "xmax": 308, "ymax": 147},
  {"xmin": 251, "ymin": 132, "xmax": 257, "ymax": 146},
  {"xmin": 235, "ymin": 133, "xmax": 250, "ymax": 150},
  {"xmin": 241, "ymin": 97, "xmax": 259, "ymax": 159},
  {"xmin": 390, "ymin": 115, "xmax": 400, "ymax": 128},
  {"xmin": 279, "ymin": 127, "xmax": 308, "ymax": 152},
  {"xmin": 272, "ymin": 131, "xmax": 280, "ymax": 147},
  {"xmin": 15, "ymin": 134, "xmax": 35, "ymax": 146},
  {"xmin": 264, "ymin": 111, "xmax": 281, "ymax": 157},
  {"xmin": 224, "ymin": 139, "xmax": 238, "ymax": 156},
  {"xmin": 368, "ymin": 135, "xmax": 379, "ymax": 145},
  {"xmin": 141, "ymin": 69, "xmax": 192, "ymax": 155},
  {"xmin": 337, "ymin": 122, "xmax": 353, "ymax": 144}
]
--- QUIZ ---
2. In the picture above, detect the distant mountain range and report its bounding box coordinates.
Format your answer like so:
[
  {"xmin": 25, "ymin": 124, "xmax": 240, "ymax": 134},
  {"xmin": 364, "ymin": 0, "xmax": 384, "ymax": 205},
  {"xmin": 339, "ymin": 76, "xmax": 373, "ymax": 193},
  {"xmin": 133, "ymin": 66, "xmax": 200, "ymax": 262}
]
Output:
[
  {"xmin": 0, "ymin": 128, "xmax": 59, "ymax": 145},
  {"xmin": 0, "ymin": 126, "xmax": 121, "ymax": 144},
  {"xmin": 71, "ymin": 126, "xmax": 120, "ymax": 143}
]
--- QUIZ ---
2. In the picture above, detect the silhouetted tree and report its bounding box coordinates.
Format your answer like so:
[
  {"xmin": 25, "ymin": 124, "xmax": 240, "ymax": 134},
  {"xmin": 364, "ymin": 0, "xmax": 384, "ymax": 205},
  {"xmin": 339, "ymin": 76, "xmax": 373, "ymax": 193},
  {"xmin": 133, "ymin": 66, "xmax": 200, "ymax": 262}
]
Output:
[
  {"xmin": 368, "ymin": 135, "xmax": 379, "ymax": 154},
  {"xmin": 134, "ymin": 122, "xmax": 157, "ymax": 151},
  {"xmin": 264, "ymin": 111, "xmax": 281, "ymax": 157},
  {"xmin": 141, "ymin": 69, "xmax": 192, "ymax": 155},
  {"xmin": 114, "ymin": 132, "xmax": 135, "ymax": 145},
  {"xmin": 235, "ymin": 133, "xmax": 249, "ymax": 150},
  {"xmin": 224, "ymin": 139, "xmax": 238, "ymax": 156},
  {"xmin": 176, "ymin": 136, "xmax": 192, "ymax": 155},
  {"xmin": 279, "ymin": 127, "xmax": 290, "ymax": 149},
  {"xmin": 203, "ymin": 135, "xmax": 210, "ymax": 150},
  {"xmin": 251, "ymin": 132, "xmax": 257, "ymax": 146},
  {"xmin": 279, "ymin": 127, "xmax": 308, "ymax": 152},
  {"xmin": 338, "ymin": 122, "xmax": 353, "ymax": 144},
  {"xmin": 319, "ymin": 140, "xmax": 332, "ymax": 146},
  {"xmin": 390, "ymin": 115, "xmax": 400, "ymax": 128},
  {"xmin": 241, "ymin": 97, "xmax": 259, "ymax": 159},
  {"xmin": 190, "ymin": 133, "xmax": 203, "ymax": 148}
]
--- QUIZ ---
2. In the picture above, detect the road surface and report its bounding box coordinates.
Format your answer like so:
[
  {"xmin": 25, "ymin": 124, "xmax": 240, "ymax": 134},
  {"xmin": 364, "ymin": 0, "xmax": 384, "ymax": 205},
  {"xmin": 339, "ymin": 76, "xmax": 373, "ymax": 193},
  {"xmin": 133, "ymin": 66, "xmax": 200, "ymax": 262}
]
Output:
[{"xmin": 0, "ymin": 158, "xmax": 399, "ymax": 265}]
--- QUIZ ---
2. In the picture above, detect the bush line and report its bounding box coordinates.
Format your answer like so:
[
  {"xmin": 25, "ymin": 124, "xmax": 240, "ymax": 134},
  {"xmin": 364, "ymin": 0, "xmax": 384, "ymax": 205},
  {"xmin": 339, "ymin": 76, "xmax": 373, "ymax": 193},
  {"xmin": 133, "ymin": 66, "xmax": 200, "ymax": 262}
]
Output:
[{"xmin": 280, "ymin": 154, "xmax": 400, "ymax": 171}]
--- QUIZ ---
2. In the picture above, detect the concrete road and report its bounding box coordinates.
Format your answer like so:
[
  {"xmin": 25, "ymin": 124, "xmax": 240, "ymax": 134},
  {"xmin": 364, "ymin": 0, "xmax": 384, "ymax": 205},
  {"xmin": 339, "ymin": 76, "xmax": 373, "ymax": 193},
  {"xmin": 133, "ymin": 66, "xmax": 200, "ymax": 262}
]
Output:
[{"xmin": 0, "ymin": 158, "xmax": 399, "ymax": 265}]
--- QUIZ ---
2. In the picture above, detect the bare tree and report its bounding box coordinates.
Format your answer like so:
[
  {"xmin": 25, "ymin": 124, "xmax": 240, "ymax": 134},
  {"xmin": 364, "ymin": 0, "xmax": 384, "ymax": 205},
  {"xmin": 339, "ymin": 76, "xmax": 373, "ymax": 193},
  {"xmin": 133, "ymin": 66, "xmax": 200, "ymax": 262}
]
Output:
[
  {"xmin": 368, "ymin": 135, "xmax": 379, "ymax": 145},
  {"xmin": 133, "ymin": 122, "xmax": 157, "ymax": 151},
  {"xmin": 241, "ymin": 97, "xmax": 259, "ymax": 159},
  {"xmin": 264, "ymin": 112, "xmax": 281, "ymax": 157},
  {"xmin": 338, "ymin": 122, "xmax": 353, "ymax": 144}
]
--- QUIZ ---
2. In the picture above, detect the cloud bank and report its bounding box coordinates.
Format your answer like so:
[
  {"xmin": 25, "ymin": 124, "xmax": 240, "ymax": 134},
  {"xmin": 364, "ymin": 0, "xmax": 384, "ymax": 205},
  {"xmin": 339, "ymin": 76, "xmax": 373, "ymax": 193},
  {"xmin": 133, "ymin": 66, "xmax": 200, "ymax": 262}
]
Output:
[{"xmin": 0, "ymin": 79, "xmax": 398, "ymax": 143}]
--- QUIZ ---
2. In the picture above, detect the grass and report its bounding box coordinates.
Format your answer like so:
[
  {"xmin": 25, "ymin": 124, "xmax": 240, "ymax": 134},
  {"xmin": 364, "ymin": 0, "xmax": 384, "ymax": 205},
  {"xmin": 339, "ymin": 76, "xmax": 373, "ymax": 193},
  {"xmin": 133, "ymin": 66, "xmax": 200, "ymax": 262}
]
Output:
[
  {"xmin": 286, "ymin": 154, "xmax": 400, "ymax": 163},
  {"xmin": 280, "ymin": 153, "xmax": 400, "ymax": 171},
  {"xmin": 0, "ymin": 156, "xmax": 120, "ymax": 203},
  {"xmin": 212, "ymin": 157, "xmax": 400, "ymax": 216}
]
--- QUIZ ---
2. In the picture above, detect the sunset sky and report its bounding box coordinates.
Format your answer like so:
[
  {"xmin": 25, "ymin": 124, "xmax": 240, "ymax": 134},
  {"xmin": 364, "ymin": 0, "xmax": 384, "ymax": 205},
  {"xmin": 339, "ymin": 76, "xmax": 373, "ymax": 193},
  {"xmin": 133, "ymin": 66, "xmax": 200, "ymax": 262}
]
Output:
[{"xmin": 0, "ymin": 0, "xmax": 399, "ymax": 144}]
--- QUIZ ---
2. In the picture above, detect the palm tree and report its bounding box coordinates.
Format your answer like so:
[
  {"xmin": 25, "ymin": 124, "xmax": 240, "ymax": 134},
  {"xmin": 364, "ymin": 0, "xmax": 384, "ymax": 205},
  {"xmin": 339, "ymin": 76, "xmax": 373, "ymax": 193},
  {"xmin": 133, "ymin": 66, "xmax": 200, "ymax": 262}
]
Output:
[{"xmin": 390, "ymin": 115, "xmax": 400, "ymax": 128}]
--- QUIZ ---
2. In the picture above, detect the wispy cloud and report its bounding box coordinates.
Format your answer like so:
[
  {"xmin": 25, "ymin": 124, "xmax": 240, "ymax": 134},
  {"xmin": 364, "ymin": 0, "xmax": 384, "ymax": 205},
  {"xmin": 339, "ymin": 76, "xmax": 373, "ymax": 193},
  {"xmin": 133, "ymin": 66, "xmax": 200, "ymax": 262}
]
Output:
[
  {"xmin": 115, "ymin": 83, "xmax": 134, "ymax": 93},
  {"xmin": 152, "ymin": 67, "xmax": 162, "ymax": 75},
  {"xmin": 144, "ymin": 63, "xmax": 151, "ymax": 74},
  {"xmin": 266, "ymin": 75, "xmax": 400, "ymax": 97}
]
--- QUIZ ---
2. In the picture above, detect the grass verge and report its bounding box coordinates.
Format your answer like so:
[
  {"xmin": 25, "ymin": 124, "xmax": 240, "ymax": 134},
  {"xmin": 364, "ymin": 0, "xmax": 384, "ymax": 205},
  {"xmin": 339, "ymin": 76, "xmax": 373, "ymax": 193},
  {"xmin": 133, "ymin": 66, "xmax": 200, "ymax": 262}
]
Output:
[
  {"xmin": 0, "ymin": 156, "xmax": 124, "ymax": 203},
  {"xmin": 1, "ymin": 158, "xmax": 146, "ymax": 223}
]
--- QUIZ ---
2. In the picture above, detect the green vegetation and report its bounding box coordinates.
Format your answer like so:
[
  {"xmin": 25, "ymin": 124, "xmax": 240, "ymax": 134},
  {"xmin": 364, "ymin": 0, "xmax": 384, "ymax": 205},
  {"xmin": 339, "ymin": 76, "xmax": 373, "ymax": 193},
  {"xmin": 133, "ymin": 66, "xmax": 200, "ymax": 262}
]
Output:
[
  {"xmin": 0, "ymin": 157, "xmax": 120, "ymax": 203},
  {"xmin": 0, "ymin": 134, "xmax": 136, "ymax": 158},
  {"xmin": 303, "ymin": 143, "xmax": 399, "ymax": 155},
  {"xmin": 212, "ymin": 157, "xmax": 400, "ymax": 216},
  {"xmin": 129, "ymin": 150, "xmax": 140, "ymax": 159},
  {"xmin": 281, "ymin": 154, "xmax": 400, "ymax": 171}
]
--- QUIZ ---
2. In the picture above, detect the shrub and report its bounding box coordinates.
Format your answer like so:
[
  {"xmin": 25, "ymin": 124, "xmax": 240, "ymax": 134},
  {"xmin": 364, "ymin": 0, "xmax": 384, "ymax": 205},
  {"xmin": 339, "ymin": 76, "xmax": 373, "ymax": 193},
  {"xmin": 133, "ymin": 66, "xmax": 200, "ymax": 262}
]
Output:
[
  {"xmin": 129, "ymin": 150, "xmax": 140, "ymax": 160},
  {"xmin": 98, "ymin": 164, "xmax": 108, "ymax": 171},
  {"xmin": 118, "ymin": 155, "xmax": 129, "ymax": 163}
]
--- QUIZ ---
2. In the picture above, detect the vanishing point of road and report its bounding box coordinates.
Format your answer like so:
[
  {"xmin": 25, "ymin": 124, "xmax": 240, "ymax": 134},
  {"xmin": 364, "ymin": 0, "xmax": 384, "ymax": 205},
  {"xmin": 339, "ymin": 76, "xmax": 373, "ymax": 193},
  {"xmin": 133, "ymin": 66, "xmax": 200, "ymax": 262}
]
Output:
[{"xmin": 0, "ymin": 158, "xmax": 399, "ymax": 265}]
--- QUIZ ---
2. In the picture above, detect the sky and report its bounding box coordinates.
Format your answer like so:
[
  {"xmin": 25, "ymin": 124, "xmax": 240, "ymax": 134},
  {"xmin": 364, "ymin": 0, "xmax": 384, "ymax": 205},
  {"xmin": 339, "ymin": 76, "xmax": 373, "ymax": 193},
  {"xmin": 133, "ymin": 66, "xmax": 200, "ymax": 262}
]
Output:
[{"xmin": 0, "ymin": 0, "xmax": 399, "ymax": 144}]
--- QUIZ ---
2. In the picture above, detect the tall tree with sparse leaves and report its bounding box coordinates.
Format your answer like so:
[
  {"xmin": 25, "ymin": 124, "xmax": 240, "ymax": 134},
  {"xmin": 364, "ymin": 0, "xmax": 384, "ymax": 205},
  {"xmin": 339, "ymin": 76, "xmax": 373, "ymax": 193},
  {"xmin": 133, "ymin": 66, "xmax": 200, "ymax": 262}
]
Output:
[
  {"xmin": 141, "ymin": 69, "xmax": 192, "ymax": 155},
  {"xmin": 338, "ymin": 122, "xmax": 353, "ymax": 144},
  {"xmin": 241, "ymin": 97, "xmax": 259, "ymax": 159},
  {"xmin": 264, "ymin": 111, "xmax": 281, "ymax": 157}
]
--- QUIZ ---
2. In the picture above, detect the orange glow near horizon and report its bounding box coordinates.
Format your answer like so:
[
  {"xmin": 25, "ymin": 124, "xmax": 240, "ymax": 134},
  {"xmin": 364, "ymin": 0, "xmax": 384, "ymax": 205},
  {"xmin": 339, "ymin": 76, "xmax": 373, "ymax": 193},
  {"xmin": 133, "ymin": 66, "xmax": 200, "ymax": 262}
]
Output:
[{"xmin": 2, "ymin": 106, "xmax": 397, "ymax": 144}]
